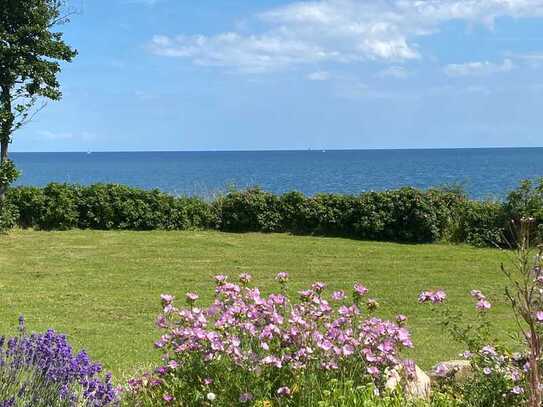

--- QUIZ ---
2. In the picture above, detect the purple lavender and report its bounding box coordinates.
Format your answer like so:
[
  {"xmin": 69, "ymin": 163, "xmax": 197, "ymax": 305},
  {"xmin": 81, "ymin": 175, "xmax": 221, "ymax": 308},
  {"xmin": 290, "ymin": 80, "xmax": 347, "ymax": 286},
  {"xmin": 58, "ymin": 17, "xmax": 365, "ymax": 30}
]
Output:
[{"xmin": 0, "ymin": 318, "xmax": 118, "ymax": 406}]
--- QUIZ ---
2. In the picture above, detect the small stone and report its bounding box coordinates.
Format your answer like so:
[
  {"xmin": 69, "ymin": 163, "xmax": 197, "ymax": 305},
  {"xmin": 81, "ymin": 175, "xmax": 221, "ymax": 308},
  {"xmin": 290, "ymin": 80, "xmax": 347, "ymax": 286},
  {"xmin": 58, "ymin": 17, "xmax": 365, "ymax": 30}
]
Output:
[{"xmin": 386, "ymin": 364, "xmax": 431, "ymax": 400}]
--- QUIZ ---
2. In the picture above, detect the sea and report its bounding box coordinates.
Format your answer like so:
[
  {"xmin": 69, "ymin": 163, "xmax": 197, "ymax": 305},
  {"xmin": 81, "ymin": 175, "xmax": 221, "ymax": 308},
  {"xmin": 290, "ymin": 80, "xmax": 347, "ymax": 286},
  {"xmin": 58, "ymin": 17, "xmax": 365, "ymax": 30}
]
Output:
[{"xmin": 10, "ymin": 148, "xmax": 543, "ymax": 200}]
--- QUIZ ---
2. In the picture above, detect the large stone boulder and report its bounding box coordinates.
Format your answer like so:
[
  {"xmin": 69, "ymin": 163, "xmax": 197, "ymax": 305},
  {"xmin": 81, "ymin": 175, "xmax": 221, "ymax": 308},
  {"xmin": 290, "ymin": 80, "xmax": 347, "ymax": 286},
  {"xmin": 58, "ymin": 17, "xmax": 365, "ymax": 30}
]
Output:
[{"xmin": 385, "ymin": 364, "xmax": 431, "ymax": 400}]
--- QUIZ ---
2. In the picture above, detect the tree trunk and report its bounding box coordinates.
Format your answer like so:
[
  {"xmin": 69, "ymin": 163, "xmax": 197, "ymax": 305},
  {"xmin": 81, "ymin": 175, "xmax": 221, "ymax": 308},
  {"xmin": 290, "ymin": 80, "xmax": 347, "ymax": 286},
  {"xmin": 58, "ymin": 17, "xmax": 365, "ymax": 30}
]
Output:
[{"xmin": 0, "ymin": 84, "xmax": 13, "ymax": 202}]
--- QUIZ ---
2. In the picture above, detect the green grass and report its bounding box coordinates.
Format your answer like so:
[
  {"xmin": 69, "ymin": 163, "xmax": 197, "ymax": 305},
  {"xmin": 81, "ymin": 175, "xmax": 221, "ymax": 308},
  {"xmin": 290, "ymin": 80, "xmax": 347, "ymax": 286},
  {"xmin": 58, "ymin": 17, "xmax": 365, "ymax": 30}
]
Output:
[{"xmin": 0, "ymin": 229, "xmax": 516, "ymax": 379}]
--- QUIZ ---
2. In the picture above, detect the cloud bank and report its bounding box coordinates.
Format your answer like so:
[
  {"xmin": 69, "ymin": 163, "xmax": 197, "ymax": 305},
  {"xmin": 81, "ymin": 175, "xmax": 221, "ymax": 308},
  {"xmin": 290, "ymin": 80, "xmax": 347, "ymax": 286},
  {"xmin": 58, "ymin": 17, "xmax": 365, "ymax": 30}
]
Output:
[{"xmin": 148, "ymin": 0, "xmax": 543, "ymax": 73}]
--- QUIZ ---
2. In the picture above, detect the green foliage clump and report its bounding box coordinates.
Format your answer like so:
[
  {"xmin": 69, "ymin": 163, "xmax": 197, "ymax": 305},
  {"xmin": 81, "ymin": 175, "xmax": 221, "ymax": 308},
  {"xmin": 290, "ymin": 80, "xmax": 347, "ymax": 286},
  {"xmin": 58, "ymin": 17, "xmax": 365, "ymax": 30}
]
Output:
[
  {"xmin": 446, "ymin": 200, "xmax": 506, "ymax": 247},
  {"xmin": 503, "ymin": 178, "xmax": 543, "ymax": 242},
  {"xmin": 5, "ymin": 179, "xmax": 543, "ymax": 247},
  {"xmin": 0, "ymin": 200, "xmax": 18, "ymax": 233}
]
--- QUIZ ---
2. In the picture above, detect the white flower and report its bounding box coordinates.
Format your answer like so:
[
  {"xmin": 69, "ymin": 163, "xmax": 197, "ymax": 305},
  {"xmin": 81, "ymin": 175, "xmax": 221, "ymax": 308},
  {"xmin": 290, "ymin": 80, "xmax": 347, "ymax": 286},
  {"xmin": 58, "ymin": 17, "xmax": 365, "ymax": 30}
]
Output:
[{"xmin": 207, "ymin": 392, "xmax": 216, "ymax": 402}]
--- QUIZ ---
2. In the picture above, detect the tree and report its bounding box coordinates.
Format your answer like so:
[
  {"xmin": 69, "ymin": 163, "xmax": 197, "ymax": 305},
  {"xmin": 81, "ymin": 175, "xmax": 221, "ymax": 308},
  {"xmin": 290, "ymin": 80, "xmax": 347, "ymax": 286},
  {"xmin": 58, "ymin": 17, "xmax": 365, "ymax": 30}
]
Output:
[{"xmin": 0, "ymin": 0, "xmax": 77, "ymax": 201}]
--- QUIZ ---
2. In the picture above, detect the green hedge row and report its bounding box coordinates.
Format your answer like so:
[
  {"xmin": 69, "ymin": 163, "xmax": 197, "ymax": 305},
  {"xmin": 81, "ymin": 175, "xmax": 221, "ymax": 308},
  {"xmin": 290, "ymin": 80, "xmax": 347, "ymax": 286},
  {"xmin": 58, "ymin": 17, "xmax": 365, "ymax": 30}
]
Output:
[{"xmin": 4, "ymin": 179, "xmax": 543, "ymax": 245}]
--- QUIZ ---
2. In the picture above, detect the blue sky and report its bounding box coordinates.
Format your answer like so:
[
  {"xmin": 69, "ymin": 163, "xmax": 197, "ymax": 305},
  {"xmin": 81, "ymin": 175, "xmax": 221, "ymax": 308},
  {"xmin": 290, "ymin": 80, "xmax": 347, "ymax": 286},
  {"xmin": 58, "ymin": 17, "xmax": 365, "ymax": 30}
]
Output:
[{"xmin": 11, "ymin": 0, "xmax": 543, "ymax": 152}]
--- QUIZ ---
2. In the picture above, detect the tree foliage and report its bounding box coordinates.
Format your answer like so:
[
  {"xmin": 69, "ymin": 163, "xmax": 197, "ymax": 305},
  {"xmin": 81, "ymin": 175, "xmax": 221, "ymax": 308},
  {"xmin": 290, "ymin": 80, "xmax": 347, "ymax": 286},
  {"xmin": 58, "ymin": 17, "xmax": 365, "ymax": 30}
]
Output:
[{"xmin": 0, "ymin": 0, "xmax": 77, "ymax": 200}]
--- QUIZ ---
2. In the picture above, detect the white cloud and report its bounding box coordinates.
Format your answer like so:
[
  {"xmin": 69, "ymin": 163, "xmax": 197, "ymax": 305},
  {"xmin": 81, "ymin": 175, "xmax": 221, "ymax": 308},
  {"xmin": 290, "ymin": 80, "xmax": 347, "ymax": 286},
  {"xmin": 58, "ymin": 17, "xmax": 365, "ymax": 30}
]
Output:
[
  {"xmin": 307, "ymin": 71, "xmax": 331, "ymax": 81},
  {"xmin": 376, "ymin": 66, "xmax": 410, "ymax": 79},
  {"xmin": 37, "ymin": 130, "xmax": 95, "ymax": 141},
  {"xmin": 149, "ymin": 0, "xmax": 543, "ymax": 72},
  {"xmin": 444, "ymin": 58, "xmax": 514, "ymax": 76}
]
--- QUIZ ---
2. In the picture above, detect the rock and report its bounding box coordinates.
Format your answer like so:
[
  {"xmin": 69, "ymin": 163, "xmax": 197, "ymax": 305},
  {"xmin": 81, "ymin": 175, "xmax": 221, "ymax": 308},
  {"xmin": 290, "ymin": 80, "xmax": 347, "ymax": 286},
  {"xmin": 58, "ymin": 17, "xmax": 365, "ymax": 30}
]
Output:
[
  {"xmin": 386, "ymin": 364, "xmax": 431, "ymax": 400},
  {"xmin": 430, "ymin": 360, "xmax": 472, "ymax": 383}
]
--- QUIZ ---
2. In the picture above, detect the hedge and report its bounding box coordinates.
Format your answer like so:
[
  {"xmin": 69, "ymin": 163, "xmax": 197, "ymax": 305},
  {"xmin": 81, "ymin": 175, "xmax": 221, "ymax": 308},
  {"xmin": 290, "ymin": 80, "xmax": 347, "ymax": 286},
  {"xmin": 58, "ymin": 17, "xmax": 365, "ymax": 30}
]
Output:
[{"xmin": 4, "ymin": 179, "xmax": 543, "ymax": 246}]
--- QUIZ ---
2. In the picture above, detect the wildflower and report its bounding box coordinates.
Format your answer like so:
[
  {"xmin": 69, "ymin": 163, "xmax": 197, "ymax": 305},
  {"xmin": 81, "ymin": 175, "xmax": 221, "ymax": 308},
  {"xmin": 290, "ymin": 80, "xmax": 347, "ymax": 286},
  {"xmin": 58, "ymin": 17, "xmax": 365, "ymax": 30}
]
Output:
[
  {"xmin": 367, "ymin": 366, "xmax": 380, "ymax": 377},
  {"xmin": 418, "ymin": 291, "xmax": 433, "ymax": 303},
  {"xmin": 163, "ymin": 394, "xmax": 175, "ymax": 403},
  {"xmin": 536, "ymin": 311, "xmax": 543, "ymax": 322},
  {"xmin": 203, "ymin": 378, "xmax": 213, "ymax": 385},
  {"xmin": 275, "ymin": 272, "xmax": 289, "ymax": 283},
  {"xmin": 160, "ymin": 294, "xmax": 174, "ymax": 305},
  {"xmin": 511, "ymin": 386, "xmax": 524, "ymax": 395},
  {"xmin": 353, "ymin": 283, "xmax": 368, "ymax": 297},
  {"xmin": 277, "ymin": 387, "xmax": 291, "ymax": 397},
  {"xmin": 239, "ymin": 393, "xmax": 253, "ymax": 403},
  {"xmin": 470, "ymin": 290, "xmax": 485, "ymax": 300},
  {"xmin": 433, "ymin": 363, "xmax": 449, "ymax": 377},
  {"xmin": 483, "ymin": 367, "xmax": 492, "ymax": 375},
  {"xmin": 331, "ymin": 290, "xmax": 345, "ymax": 301},
  {"xmin": 396, "ymin": 314, "xmax": 407, "ymax": 325},
  {"xmin": 239, "ymin": 273, "xmax": 252, "ymax": 284},
  {"xmin": 168, "ymin": 360, "xmax": 178, "ymax": 370},
  {"xmin": 403, "ymin": 359, "xmax": 417, "ymax": 380},
  {"xmin": 476, "ymin": 299, "xmax": 491, "ymax": 311},
  {"xmin": 186, "ymin": 292, "xmax": 199, "ymax": 303},
  {"xmin": 214, "ymin": 275, "xmax": 228, "ymax": 285},
  {"xmin": 462, "ymin": 350, "xmax": 473, "ymax": 359},
  {"xmin": 432, "ymin": 290, "xmax": 447, "ymax": 304},
  {"xmin": 481, "ymin": 345, "xmax": 497, "ymax": 356},
  {"xmin": 312, "ymin": 281, "xmax": 326, "ymax": 292},
  {"xmin": 207, "ymin": 392, "xmax": 216, "ymax": 401}
]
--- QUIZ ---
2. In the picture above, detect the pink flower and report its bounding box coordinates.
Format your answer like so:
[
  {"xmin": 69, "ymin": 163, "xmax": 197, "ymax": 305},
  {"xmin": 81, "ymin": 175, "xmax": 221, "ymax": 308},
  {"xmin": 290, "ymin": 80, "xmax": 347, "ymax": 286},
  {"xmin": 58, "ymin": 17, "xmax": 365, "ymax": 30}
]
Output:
[
  {"xmin": 367, "ymin": 366, "xmax": 380, "ymax": 377},
  {"xmin": 277, "ymin": 386, "xmax": 291, "ymax": 397},
  {"xmin": 536, "ymin": 311, "xmax": 543, "ymax": 322},
  {"xmin": 214, "ymin": 274, "xmax": 228, "ymax": 284},
  {"xmin": 396, "ymin": 314, "xmax": 407, "ymax": 325},
  {"xmin": 163, "ymin": 394, "xmax": 175, "ymax": 403},
  {"xmin": 353, "ymin": 283, "xmax": 368, "ymax": 297},
  {"xmin": 239, "ymin": 393, "xmax": 253, "ymax": 403},
  {"xmin": 275, "ymin": 272, "xmax": 289, "ymax": 283},
  {"xmin": 312, "ymin": 282, "xmax": 326, "ymax": 292},
  {"xmin": 511, "ymin": 386, "xmax": 524, "ymax": 395},
  {"xmin": 481, "ymin": 345, "xmax": 497, "ymax": 356},
  {"xmin": 168, "ymin": 360, "xmax": 178, "ymax": 370},
  {"xmin": 418, "ymin": 289, "xmax": 446, "ymax": 304},
  {"xmin": 402, "ymin": 359, "xmax": 417, "ymax": 380},
  {"xmin": 476, "ymin": 299, "xmax": 491, "ymax": 311},
  {"xmin": 432, "ymin": 290, "xmax": 447, "ymax": 304},
  {"xmin": 483, "ymin": 367, "xmax": 492, "ymax": 375},
  {"xmin": 186, "ymin": 292, "xmax": 199, "ymax": 303},
  {"xmin": 331, "ymin": 290, "xmax": 345, "ymax": 301},
  {"xmin": 418, "ymin": 291, "xmax": 433, "ymax": 303},
  {"xmin": 470, "ymin": 289, "xmax": 485, "ymax": 300},
  {"xmin": 239, "ymin": 273, "xmax": 252, "ymax": 284},
  {"xmin": 160, "ymin": 294, "xmax": 174, "ymax": 305},
  {"xmin": 433, "ymin": 363, "xmax": 449, "ymax": 377}
]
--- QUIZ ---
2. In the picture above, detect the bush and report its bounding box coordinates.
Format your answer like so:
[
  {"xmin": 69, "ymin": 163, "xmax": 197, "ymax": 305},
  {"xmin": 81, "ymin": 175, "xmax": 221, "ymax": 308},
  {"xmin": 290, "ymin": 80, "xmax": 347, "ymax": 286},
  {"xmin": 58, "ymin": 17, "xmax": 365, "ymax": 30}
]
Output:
[
  {"xmin": 7, "ymin": 181, "xmax": 543, "ymax": 247},
  {"xmin": 39, "ymin": 183, "xmax": 81, "ymax": 230},
  {"xmin": 447, "ymin": 200, "xmax": 506, "ymax": 247},
  {"xmin": 504, "ymin": 178, "xmax": 543, "ymax": 242},
  {"xmin": 124, "ymin": 275, "xmax": 415, "ymax": 406},
  {"xmin": 0, "ymin": 200, "xmax": 18, "ymax": 233},
  {"xmin": 5, "ymin": 186, "xmax": 45, "ymax": 228},
  {"xmin": 217, "ymin": 187, "xmax": 284, "ymax": 232}
]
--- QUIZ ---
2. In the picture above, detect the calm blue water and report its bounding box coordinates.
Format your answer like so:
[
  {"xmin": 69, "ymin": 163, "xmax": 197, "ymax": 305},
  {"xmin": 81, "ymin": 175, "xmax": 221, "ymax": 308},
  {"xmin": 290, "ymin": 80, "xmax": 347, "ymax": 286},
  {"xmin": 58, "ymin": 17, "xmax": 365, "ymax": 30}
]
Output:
[{"xmin": 10, "ymin": 148, "xmax": 543, "ymax": 199}]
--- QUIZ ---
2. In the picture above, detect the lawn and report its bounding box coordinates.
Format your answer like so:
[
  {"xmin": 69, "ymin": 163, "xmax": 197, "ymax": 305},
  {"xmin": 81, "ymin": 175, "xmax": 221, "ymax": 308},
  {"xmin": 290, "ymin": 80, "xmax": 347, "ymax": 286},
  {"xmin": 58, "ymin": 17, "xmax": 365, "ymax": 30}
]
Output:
[{"xmin": 0, "ymin": 229, "xmax": 515, "ymax": 379}]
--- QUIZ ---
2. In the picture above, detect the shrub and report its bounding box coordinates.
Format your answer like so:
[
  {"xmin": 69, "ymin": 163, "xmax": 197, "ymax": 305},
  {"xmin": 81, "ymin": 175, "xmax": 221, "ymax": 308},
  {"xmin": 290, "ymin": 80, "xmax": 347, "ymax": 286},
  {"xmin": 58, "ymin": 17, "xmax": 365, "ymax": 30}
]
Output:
[
  {"xmin": 5, "ymin": 186, "xmax": 45, "ymax": 228},
  {"xmin": 0, "ymin": 317, "xmax": 118, "ymax": 406},
  {"xmin": 504, "ymin": 179, "xmax": 543, "ymax": 242},
  {"xmin": 39, "ymin": 183, "xmax": 80, "ymax": 230},
  {"xmin": 0, "ymin": 201, "xmax": 18, "ymax": 233},
  {"xmin": 447, "ymin": 200, "xmax": 506, "ymax": 247},
  {"xmin": 125, "ymin": 275, "xmax": 415, "ymax": 406},
  {"xmin": 217, "ymin": 187, "xmax": 284, "ymax": 232}
]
